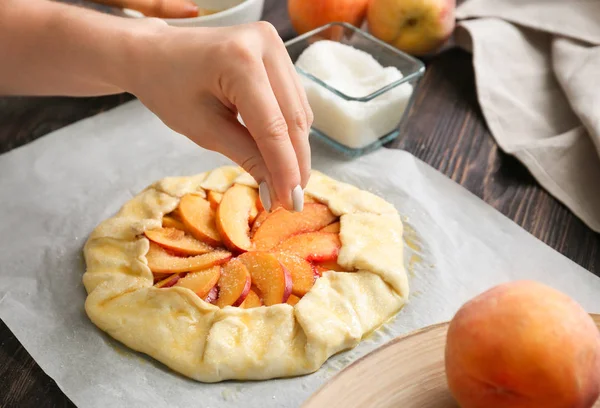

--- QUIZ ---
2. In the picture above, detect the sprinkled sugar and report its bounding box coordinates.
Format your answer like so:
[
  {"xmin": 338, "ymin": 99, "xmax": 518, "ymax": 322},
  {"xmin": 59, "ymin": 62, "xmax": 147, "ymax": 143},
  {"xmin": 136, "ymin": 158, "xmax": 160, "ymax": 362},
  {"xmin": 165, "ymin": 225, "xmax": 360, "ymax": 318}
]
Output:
[{"xmin": 295, "ymin": 40, "xmax": 413, "ymax": 150}]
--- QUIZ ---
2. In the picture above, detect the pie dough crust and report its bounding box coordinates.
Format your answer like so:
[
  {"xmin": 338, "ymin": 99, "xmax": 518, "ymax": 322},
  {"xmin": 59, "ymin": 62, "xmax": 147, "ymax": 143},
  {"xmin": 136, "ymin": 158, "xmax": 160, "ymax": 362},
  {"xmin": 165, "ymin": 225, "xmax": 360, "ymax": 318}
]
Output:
[{"xmin": 83, "ymin": 167, "xmax": 409, "ymax": 382}]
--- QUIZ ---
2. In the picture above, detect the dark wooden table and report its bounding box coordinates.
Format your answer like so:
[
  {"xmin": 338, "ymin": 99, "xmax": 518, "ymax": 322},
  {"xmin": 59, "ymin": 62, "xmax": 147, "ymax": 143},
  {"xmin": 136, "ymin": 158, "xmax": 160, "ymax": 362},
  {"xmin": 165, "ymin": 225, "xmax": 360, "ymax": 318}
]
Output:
[{"xmin": 1, "ymin": 1, "xmax": 599, "ymax": 407}]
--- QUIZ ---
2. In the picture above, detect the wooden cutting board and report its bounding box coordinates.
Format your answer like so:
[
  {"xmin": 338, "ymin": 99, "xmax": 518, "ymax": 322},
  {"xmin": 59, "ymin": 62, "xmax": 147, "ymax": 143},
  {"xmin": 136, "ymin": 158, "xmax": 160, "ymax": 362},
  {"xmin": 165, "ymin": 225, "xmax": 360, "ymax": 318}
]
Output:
[{"xmin": 302, "ymin": 314, "xmax": 600, "ymax": 408}]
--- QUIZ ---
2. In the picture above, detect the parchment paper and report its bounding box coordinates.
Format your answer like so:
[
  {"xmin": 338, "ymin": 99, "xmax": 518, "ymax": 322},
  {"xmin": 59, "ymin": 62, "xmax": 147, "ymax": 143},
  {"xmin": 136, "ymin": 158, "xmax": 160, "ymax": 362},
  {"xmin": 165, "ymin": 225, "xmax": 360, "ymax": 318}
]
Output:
[{"xmin": 0, "ymin": 100, "xmax": 599, "ymax": 408}]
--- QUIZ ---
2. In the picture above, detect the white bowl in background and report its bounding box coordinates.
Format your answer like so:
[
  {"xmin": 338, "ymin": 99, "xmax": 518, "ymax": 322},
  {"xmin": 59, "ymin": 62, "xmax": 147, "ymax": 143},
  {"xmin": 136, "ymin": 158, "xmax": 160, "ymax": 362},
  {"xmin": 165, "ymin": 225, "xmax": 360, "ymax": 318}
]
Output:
[{"xmin": 123, "ymin": 0, "xmax": 265, "ymax": 27}]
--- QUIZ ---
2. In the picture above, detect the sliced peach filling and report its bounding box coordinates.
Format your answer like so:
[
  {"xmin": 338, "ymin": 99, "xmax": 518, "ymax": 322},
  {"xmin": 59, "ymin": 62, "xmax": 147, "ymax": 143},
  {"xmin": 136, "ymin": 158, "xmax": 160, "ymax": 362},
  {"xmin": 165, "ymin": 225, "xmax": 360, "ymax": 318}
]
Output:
[
  {"xmin": 144, "ymin": 188, "xmax": 353, "ymax": 308},
  {"xmin": 215, "ymin": 258, "xmax": 251, "ymax": 308}
]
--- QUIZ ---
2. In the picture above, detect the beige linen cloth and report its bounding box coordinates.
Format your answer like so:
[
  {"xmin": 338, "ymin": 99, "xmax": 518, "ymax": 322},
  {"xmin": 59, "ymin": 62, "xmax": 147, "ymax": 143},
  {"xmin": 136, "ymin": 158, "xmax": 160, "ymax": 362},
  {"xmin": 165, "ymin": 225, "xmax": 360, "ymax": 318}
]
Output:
[{"xmin": 454, "ymin": 0, "xmax": 600, "ymax": 232}]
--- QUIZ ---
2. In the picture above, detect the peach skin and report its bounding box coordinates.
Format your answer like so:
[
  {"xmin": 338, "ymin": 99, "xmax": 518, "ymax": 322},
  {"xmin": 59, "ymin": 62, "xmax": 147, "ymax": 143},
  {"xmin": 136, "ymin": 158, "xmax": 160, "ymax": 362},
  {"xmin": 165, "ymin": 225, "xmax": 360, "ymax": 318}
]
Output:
[{"xmin": 445, "ymin": 280, "xmax": 600, "ymax": 408}]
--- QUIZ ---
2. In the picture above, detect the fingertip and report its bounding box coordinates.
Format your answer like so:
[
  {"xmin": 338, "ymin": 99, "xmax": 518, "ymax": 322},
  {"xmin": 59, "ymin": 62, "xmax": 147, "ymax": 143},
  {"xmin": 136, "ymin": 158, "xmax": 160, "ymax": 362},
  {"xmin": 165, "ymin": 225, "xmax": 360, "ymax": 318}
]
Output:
[
  {"xmin": 271, "ymin": 178, "xmax": 302, "ymax": 212},
  {"xmin": 183, "ymin": 3, "xmax": 199, "ymax": 17},
  {"xmin": 292, "ymin": 185, "xmax": 304, "ymax": 212},
  {"xmin": 259, "ymin": 181, "xmax": 272, "ymax": 213}
]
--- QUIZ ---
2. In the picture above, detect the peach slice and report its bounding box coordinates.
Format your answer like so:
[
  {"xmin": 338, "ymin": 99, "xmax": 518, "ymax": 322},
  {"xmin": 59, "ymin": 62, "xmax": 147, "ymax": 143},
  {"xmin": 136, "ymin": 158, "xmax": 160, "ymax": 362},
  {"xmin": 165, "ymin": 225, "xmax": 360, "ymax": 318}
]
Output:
[
  {"xmin": 313, "ymin": 265, "xmax": 327, "ymax": 277},
  {"xmin": 315, "ymin": 260, "xmax": 352, "ymax": 273},
  {"xmin": 162, "ymin": 215, "xmax": 187, "ymax": 231},
  {"xmin": 170, "ymin": 207, "xmax": 182, "ymax": 219},
  {"xmin": 313, "ymin": 262, "xmax": 353, "ymax": 276},
  {"xmin": 274, "ymin": 252, "xmax": 316, "ymax": 297},
  {"xmin": 255, "ymin": 194, "xmax": 265, "ymax": 212},
  {"xmin": 145, "ymin": 227, "xmax": 213, "ymax": 256},
  {"xmin": 238, "ymin": 251, "xmax": 292, "ymax": 305},
  {"xmin": 286, "ymin": 294, "xmax": 301, "ymax": 306},
  {"xmin": 146, "ymin": 242, "xmax": 231, "ymax": 274},
  {"xmin": 174, "ymin": 265, "xmax": 221, "ymax": 298},
  {"xmin": 320, "ymin": 221, "xmax": 340, "ymax": 233},
  {"xmin": 250, "ymin": 210, "xmax": 269, "ymax": 236},
  {"xmin": 153, "ymin": 272, "xmax": 171, "ymax": 284},
  {"xmin": 154, "ymin": 273, "xmax": 182, "ymax": 288},
  {"xmin": 249, "ymin": 204, "xmax": 259, "ymax": 224},
  {"xmin": 215, "ymin": 184, "xmax": 258, "ymax": 252},
  {"xmin": 240, "ymin": 289, "xmax": 262, "ymax": 309},
  {"xmin": 178, "ymin": 193, "xmax": 222, "ymax": 247},
  {"xmin": 207, "ymin": 191, "xmax": 223, "ymax": 210},
  {"xmin": 204, "ymin": 285, "xmax": 219, "ymax": 304},
  {"xmin": 275, "ymin": 232, "xmax": 341, "ymax": 262},
  {"xmin": 216, "ymin": 259, "xmax": 252, "ymax": 308},
  {"xmin": 252, "ymin": 203, "xmax": 337, "ymax": 250}
]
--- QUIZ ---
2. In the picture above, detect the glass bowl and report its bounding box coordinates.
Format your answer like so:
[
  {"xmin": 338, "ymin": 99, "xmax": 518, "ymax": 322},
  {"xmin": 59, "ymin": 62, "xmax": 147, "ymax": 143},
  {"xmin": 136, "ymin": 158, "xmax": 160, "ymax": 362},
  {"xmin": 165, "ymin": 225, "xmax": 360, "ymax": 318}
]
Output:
[{"xmin": 285, "ymin": 22, "xmax": 426, "ymax": 158}]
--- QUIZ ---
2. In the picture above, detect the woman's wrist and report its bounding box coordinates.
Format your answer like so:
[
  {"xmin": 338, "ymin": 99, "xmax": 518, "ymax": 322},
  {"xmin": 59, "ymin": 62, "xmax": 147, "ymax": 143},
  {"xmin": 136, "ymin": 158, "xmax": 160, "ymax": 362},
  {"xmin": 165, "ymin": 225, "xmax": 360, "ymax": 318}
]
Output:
[{"xmin": 106, "ymin": 17, "xmax": 171, "ymax": 96}]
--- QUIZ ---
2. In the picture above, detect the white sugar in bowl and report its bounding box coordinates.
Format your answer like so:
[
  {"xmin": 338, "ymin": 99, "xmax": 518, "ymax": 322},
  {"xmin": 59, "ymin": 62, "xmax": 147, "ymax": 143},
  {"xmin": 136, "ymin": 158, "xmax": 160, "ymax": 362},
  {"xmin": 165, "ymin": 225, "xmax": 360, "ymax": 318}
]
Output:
[{"xmin": 285, "ymin": 23, "xmax": 425, "ymax": 157}]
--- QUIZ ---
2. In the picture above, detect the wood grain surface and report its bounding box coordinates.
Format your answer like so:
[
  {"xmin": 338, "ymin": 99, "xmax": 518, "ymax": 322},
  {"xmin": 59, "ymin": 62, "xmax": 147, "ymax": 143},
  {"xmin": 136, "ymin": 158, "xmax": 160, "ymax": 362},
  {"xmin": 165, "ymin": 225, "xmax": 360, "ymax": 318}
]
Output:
[{"xmin": 0, "ymin": 0, "xmax": 598, "ymax": 406}]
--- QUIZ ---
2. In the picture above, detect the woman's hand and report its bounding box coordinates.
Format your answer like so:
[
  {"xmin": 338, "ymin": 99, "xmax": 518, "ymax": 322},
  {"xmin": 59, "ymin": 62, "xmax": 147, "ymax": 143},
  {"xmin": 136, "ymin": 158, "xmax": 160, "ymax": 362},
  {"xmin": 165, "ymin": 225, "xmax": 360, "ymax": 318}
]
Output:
[
  {"xmin": 0, "ymin": 1, "xmax": 312, "ymax": 211},
  {"xmin": 126, "ymin": 21, "xmax": 314, "ymax": 212}
]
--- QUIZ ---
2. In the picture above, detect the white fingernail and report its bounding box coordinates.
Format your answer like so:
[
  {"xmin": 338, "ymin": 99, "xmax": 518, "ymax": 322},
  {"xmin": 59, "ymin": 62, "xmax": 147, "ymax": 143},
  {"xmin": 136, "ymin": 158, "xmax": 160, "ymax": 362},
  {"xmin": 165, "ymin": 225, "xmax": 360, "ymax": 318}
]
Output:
[
  {"xmin": 259, "ymin": 181, "xmax": 272, "ymax": 213},
  {"xmin": 292, "ymin": 185, "xmax": 304, "ymax": 212}
]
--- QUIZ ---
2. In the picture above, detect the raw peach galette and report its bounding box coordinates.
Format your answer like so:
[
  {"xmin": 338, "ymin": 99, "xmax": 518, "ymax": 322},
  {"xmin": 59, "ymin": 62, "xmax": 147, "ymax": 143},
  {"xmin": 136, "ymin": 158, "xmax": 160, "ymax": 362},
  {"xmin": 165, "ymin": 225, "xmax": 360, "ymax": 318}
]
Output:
[{"xmin": 83, "ymin": 166, "xmax": 409, "ymax": 382}]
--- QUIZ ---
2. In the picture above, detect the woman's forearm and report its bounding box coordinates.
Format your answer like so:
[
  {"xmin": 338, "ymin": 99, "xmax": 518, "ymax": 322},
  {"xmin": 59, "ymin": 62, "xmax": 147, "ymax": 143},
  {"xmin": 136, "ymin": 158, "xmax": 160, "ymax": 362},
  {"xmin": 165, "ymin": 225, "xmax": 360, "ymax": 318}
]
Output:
[{"xmin": 0, "ymin": 0, "xmax": 157, "ymax": 96}]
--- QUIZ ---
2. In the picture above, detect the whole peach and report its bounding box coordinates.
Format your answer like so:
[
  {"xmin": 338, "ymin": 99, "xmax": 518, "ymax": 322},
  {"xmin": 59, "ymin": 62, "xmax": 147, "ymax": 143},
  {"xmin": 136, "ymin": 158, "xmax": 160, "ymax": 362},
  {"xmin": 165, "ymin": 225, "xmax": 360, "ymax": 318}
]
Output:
[
  {"xmin": 445, "ymin": 280, "xmax": 600, "ymax": 408},
  {"xmin": 288, "ymin": 0, "xmax": 370, "ymax": 36}
]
